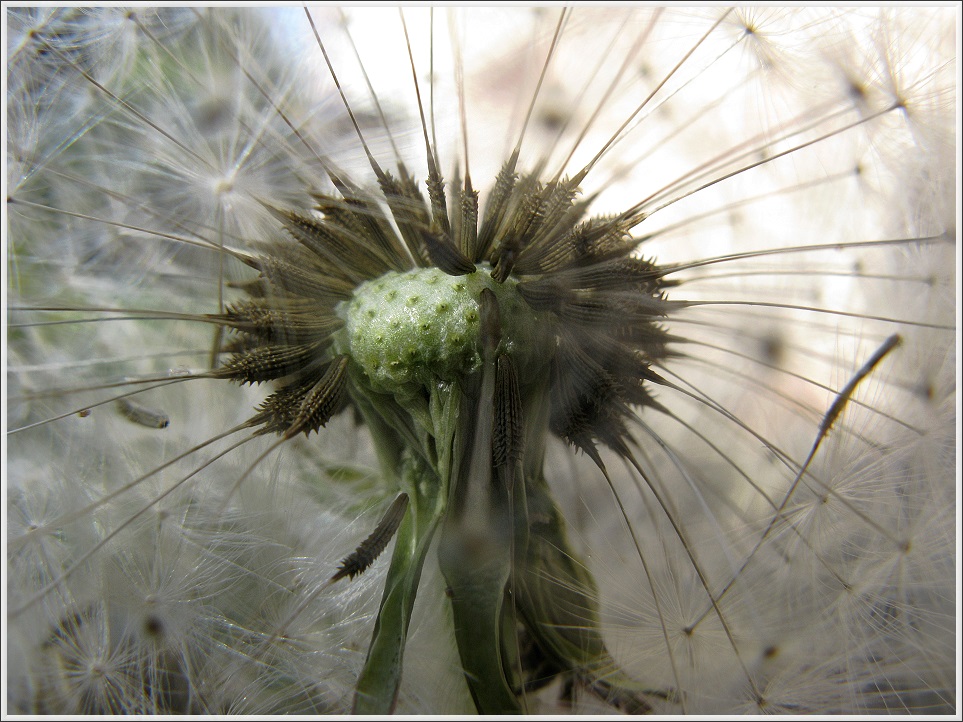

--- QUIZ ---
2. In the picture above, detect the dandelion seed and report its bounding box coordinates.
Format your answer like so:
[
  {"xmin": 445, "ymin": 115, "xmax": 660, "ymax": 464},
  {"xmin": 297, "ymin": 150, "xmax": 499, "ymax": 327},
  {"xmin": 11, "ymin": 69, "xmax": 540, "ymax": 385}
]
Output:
[
  {"xmin": 5, "ymin": 5, "xmax": 958, "ymax": 715},
  {"xmin": 331, "ymin": 492, "xmax": 409, "ymax": 584},
  {"xmin": 115, "ymin": 397, "xmax": 170, "ymax": 429}
]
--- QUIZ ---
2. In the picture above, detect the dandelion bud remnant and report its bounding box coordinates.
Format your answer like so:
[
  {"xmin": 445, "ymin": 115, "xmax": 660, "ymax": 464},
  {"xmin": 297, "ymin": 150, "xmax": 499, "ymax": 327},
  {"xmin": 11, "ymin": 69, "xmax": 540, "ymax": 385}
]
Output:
[{"xmin": 336, "ymin": 266, "xmax": 550, "ymax": 393}]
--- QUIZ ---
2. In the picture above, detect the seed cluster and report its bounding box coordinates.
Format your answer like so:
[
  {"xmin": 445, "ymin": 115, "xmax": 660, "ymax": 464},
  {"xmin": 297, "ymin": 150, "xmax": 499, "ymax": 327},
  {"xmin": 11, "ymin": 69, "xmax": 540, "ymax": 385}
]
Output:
[{"xmin": 210, "ymin": 159, "xmax": 674, "ymax": 460}]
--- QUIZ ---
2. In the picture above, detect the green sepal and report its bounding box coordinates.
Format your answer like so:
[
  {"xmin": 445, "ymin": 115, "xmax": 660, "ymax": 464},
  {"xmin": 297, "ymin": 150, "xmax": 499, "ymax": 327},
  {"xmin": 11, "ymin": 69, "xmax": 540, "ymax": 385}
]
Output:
[
  {"xmin": 351, "ymin": 382, "xmax": 461, "ymax": 713},
  {"xmin": 351, "ymin": 454, "xmax": 444, "ymax": 714},
  {"xmin": 512, "ymin": 476, "xmax": 653, "ymax": 713}
]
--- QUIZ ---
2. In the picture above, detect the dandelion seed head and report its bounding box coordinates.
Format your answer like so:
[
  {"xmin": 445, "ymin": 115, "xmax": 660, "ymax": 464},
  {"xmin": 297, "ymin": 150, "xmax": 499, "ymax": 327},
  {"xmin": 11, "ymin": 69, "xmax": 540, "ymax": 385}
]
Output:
[{"xmin": 6, "ymin": 5, "xmax": 957, "ymax": 715}]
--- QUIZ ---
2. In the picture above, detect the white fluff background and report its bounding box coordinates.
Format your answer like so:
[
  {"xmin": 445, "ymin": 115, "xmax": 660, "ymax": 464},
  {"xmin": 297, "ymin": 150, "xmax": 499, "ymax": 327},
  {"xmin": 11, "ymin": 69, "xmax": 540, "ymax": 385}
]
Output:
[{"xmin": 4, "ymin": 6, "xmax": 960, "ymax": 715}]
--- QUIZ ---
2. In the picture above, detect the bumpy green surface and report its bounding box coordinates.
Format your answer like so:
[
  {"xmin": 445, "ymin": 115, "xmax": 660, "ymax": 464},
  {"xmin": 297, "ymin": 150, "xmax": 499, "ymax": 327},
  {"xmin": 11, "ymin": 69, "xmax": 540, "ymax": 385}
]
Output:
[{"xmin": 336, "ymin": 266, "xmax": 549, "ymax": 393}]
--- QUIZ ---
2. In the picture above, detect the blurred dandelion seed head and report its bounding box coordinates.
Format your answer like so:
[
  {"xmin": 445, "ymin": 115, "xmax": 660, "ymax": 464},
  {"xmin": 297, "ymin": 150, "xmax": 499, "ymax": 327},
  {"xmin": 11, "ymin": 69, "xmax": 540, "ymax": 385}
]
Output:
[{"xmin": 4, "ymin": 4, "xmax": 959, "ymax": 716}]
